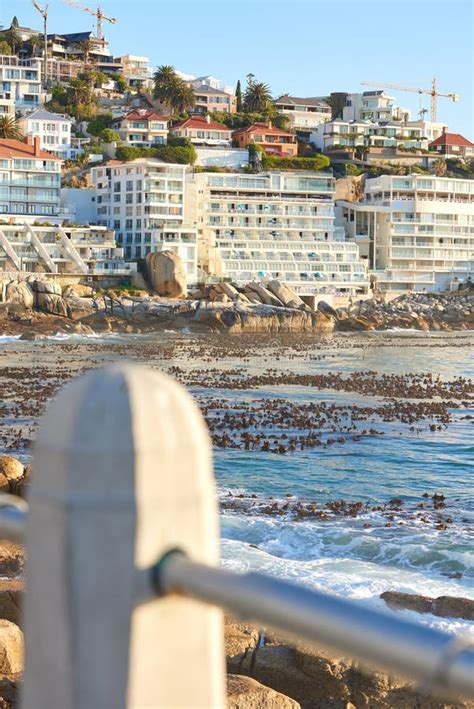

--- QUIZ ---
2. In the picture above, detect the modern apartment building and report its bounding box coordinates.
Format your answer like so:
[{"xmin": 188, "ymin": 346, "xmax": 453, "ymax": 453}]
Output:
[
  {"xmin": 0, "ymin": 222, "xmax": 134, "ymax": 276},
  {"xmin": 0, "ymin": 137, "xmax": 62, "ymax": 219},
  {"xmin": 342, "ymin": 91, "xmax": 410, "ymax": 123},
  {"xmin": 188, "ymin": 171, "xmax": 368, "ymax": 294},
  {"xmin": 191, "ymin": 84, "xmax": 237, "ymax": 115},
  {"xmin": 169, "ymin": 116, "xmax": 232, "ymax": 146},
  {"xmin": 19, "ymin": 109, "xmax": 83, "ymax": 160},
  {"xmin": 338, "ymin": 175, "xmax": 474, "ymax": 292},
  {"xmin": 48, "ymin": 32, "xmax": 122, "ymax": 76},
  {"xmin": 117, "ymin": 55, "xmax": 153, "ymax": 88},
  {"xmin": 0, "ymin": 55, "xmax": 46, "ymax": 114},
  {"xmin": 312, "ymin": 119, "xmax": 426, "ymax": 152},
  {"xmin": 91, "ymin": 159, "xmax": 197, "ymax": 282},
  {"xmin": 112, "ymin": 109, "xmax": 169, "ymax": 147},
  {"xmin": 233, "ymin": 122, "xmax": 298, "ymax": 156},
  {"xmin": 273, "ymin": 95, "xmax": 331, "ymax": 135}
]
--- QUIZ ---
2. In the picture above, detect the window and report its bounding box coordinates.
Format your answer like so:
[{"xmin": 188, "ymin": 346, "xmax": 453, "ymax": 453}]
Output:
[
  {"xmin": 125, "ymin": 219, "xmax": 133, "ymax": 229},
  {"xmin": 126, "ymin": 180, "xmax": 134, "ymax": 191},
  {"xmin": 114, "ymin": 220, "xmax": 121, "ymax": 229}
]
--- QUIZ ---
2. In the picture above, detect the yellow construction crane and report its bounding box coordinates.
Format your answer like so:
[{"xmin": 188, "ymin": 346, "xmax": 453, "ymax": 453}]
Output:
[
  {"xmin": 61, "ymin": 0, "xmax": 116, "ymax": 41},
  {"xmin": 360, "ymin": 79, "xmax": 459, "ymax": 122},
  {"xmin": 31, "ymin": 0, "xmax": 49, "ymax": 88}
]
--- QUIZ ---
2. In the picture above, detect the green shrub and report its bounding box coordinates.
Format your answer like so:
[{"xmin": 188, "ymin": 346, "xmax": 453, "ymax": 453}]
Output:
[
  {"xmin": 115, "ymin": 145, "xmax": 143, "ymax": 161},
  {"xmin": 261, "ymin": 154, "xmax": 330, "ymax": 171}
]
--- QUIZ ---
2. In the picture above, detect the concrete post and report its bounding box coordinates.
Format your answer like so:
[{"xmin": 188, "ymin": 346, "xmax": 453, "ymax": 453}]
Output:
[{"xmin": 21, "ymin": 364, "xmax": 225, "ymax": 709}]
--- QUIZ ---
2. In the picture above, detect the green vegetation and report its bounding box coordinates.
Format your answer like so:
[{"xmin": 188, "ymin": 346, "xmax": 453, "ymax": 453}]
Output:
[
  {"xmin": 243, "ymin": 73, "xmax": 273, "ymax": 115},
  {"xmin": 115, "ymin": 142, "xmax": 197, "ymax": 164},
  {"xmin": 47, "ymin": 72, "xmax": 102, "ymax": 120},
  {"xmin": 261, "ymin": 154, "xmax": 330, "ymax": 171},
  {"xmin": 100, "ymin": 128, "xmax": 120, "ymax": 143},
  {"xmin": 235, "ymin": 80, "xmax": 243, "ymax": 113},
  {"xmin": 210, "ymin": 111, "xmax": 289, "ymax": 131},
  {"xmin": 87, "ymin": 113, "xmax": 113, "ymax": 136},
  {"xmin": 153, "ymin": 65, "xmax": 195, "ymax": 114},
  {"xmin": 0, "ymin": 41, "xmax": 12, "ymax": 55}
]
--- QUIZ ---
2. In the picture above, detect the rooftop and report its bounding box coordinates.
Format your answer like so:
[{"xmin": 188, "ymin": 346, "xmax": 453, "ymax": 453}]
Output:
[
  {"xmin": 274, "ymin": 94, "xmax": 330, "ymax": 109},
  {"xmin": 233, "ymin": 122, "xmax": 295, "ymax": 138},
  {"xmin": 0, "ymin": 138, "xmax": 62, "ymax": 161},
  {"xmin": 22, "ymin": 109, "xmax": 72, "ymax": 123},
  {"xmin": 429, "ymin": 132, "xmax": 474, "ymax": 148},
  {"xmin": 171, "ymin": 116, "xmax": 232, "ymax": 132},
  {"xmin": 117, "ymin": 109, "xmax": 169, "ymax": 123}
]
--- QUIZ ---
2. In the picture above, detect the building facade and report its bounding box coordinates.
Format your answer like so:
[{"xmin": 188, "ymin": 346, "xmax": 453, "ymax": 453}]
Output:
[
  {"xmin": 274, "ymin": 95, "xmax": 331, "ymax": 134},
  {"xmin": 233, "ymin": 122, "xmax": 298, "ymax": 156},
  {"xmin": 19, "ymin": 109, "xmax": 82, "ymax": 160},
  {"xmin": 169, "ymin": 116, "xmax": 232, "ymax": 146},
  {"xmin": 429, "ymin": 132, "xmax": 474, "ymax": 160},
  {"xmin": 338, "ymin": 175, "xmax": 474, "ymax": 292},
  {"xmin": 0, "ymin": 137, "xmax": 62, "ymax": 219},
  {"xmin": 112, "ymin": 109, "xmax": 169, "ymax": 147},
  {"xmin": 188, "ymin": 171, "xmax": 368, "ymax": 294},
  {"xmin": 342, "ymin": 91, "xmax": 410, "ymax": 123},
  {"xmin": 118, "ymin": 55, "xmax": 153, "ymax": 88},
  {"xmin": 191, "ymin": 84, "xmax": 237, "ymax": 115},
  {"xmin": 91, "ymin": 159, "xmax": 197, "ymax": 282},
  {"xmin": 311, "ymin": 119, "xmax": 427, "ymax": 152},
  {"xmin": 0, "ymin": 55, "xmax": 46, "ymax": 114}
]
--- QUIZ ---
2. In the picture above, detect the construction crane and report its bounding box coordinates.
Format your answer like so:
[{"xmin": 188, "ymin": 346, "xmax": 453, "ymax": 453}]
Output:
[
  {"xmin": 31, "ymin": 0, "xmax": 49, "ymax": 89},
  {"xmin": 360, "ymin": 79, "xmax": 459, "ymax": 122},
  {"xmin": 61, "ymin": 0, "xmax": 116, "ymax": 41}
]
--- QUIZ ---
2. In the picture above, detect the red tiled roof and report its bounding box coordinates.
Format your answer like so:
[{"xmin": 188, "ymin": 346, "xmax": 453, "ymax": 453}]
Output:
[
  {"xmin": 170, "ymin": 116, "xmax": 232, "ymax": 132},
  {"xmin": 429, "ymin": 132, "xmax": 474, "ymax": 148},
  {"xmin": 233, "ymin": 122, "xmax": 295, "ymax": 138},
  {"xmin": 121, "ymin": 109, "xmax": 169, "ymax": 123},
  {"xmin": 0, "ymin": 138, "xmax": 61, "ymax": 161}
]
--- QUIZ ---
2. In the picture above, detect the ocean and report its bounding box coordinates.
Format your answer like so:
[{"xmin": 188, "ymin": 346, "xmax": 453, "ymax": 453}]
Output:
[{"xmin": 1, "ymin": 330, "xmax": 473, "ymax": 637}]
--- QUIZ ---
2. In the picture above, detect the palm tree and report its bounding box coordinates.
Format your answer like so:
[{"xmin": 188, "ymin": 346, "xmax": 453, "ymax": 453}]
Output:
[
  {"xmin": 153, "ymin": 65, "xmax": 195, "ymax": 114},
  {"xmin": 243, "ymin": 77, "xmax": 273, "ymax": 114},
  {"xmin": 0, "ymin": 115, "xmax": 24, "ymax": 140},
  {"xmin": 3, "ymin": 27, "xmax": 20, "ymax": 54},
  {"xmin": 28, "ymin": 34, "xmax": 44, "ymax": 58}
]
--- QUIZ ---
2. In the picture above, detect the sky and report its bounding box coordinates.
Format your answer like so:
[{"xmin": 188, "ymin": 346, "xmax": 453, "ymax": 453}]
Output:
[{"xmin": 4, "ymin": 0, "xmax": 474, "ymax": 137}]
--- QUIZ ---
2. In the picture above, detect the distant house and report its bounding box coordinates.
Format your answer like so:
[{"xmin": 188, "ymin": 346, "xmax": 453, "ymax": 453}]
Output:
[
  {"xmin": 429, "ymin": 132, "xmax": 474, "ymax": 160},
  {"xmin": 191, "ymin": 84, "xmax": 237, "ymax": 115},
  {"xmin": 19, "ymin": 109, "xmax": 82, "ymax": 160},
  {"xmin": 169, "ymin": 116, "xmax": 232, "ymax": 146},
  {"xmin": 273, "ymin": 95, "xmax": 331, "ymax": 134},
  {"xmin": 232, "ymin": 122, "xmax": 297, "ymax": 156},
  {"xmin": 112, "ymin": 109, "xmax": 169, "ymax": 147}
]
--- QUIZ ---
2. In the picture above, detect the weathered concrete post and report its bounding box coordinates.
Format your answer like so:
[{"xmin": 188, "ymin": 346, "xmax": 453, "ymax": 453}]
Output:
[{"xmin": 21, "ymin": 364, "xmax": 225, "ymax": 709}]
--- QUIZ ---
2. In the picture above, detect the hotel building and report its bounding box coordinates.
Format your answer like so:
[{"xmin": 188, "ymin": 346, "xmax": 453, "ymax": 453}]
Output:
[
  {"xmin": 188, "ymin": 171, "xmax": 368, "ymax": 294},
  {"xmin": 338, "ymin": 175, "xmax": 474, "ymax": 292}
]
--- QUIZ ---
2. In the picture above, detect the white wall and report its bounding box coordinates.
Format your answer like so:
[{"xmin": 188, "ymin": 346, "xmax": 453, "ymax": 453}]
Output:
[
  {"xmin": 61, "ymin": 188, "xmax": 97, "ymax": 225},
  {"xmin": 195, "ymin": 147, "xmax": 249, "ymax": 168}
]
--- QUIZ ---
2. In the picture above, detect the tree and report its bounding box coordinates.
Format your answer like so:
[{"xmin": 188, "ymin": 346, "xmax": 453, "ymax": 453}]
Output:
[
  {"xmin": 243, "ymin": 75, "xmax": 273, "ymax": 114},
  {"xmin": 235, "ymin": 80, "xmax": 242, "ymax": 113},
  {"xmin": 3, "ymin": 27, "xmax": 20, "ymax": 54},
  {"xmin": 432, "ymin": 158, "xmax": 447, "ymax": 177},
  {"xmin": 11, "ymin": 16, "xmax": 19, "ymax": 28},
  {"xmin": 0, "ymin": 41, "xmax": 12, "ymax": 55},
  {"xmin": 0, "ymin": 115, "xmax": 24, "ymax": 140},
  {"xmin": 76, "ymin": 39, "xmax": 93, "ymax": 69},
  {"xmin": 153, "ymin": 65, "xmax": 195, "ymax": 114},
  {"xmin": 28, "ymin": 34, "xmax": 44, "ymax": 58}
]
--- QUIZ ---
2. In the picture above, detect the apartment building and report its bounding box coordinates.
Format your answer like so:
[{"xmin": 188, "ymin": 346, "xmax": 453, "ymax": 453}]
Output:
[
  {"xmin": 118, "ymin": 55, "xmax": 152, "ymax": 88},
  {"xmin": 429, "ymin": 132, "xmax": 474, "ymax": 160},
  {"xmin": 274, "ymin": 95, "xmax": 331, "ymax": 135},
  {"xmin": 0, "ymin": 55, "xmax": 46, "ymax": 114},
  {"xmin": 233, "ymin": 122, "xmax": 298, "ymax": 156},
  {"xmin": 338, "ymin": 175, "xmax": 474, "ymax": 292},
  {"xmin": 342, "ymin": 91, "xmax": 410, "ymax": 123},
  {"xmin": 312, "ymin": 119, "xmax": 426, "ymax": 152},
  {"xmin": 91, "ymin": 159, "xmax": 197, "ymax": 282},
  {"xmin": 169, "ymin": 116, "xmax": 232, "ymax": 146},
  {"xmin": 191, "ymin": 84, "xmax": 237, "ymax": 115},
  {"xmin": 19, "ymin": 109, "xmax": 83, "ymax": 160},
  {"xmin": 112, "ymin": 109, "xmax": 169, "ymax": 147},
  {"xmin": 48, "ymin": 32, "xmax": 122, "ymax": 76},
  {"xmin": 0, "ymin": 222, "xmax": 134, "ymax": 276},
  {"xmin": 0, "ymin": 137, "xmax": 62, "ymax": 220},
  {"xmin": 188, "ymin": 171, "xmax": 368, "ymax": 294}
]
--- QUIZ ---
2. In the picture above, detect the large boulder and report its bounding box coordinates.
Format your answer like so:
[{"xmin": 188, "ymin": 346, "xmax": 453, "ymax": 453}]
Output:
[
  {"xmin": 62, "ymin": 284, "xmax": 94, "ymax": 299},
  {"xmin": 215, "ymin": 282, "xmax": 241, "ymax": 301},
  {"xmin": 30, "ymin": 279, "xmax": 62, "ymax": 296},
  {"xmin": 227, "ymin": 674, "xmax": 300, "ymax": 709},
  {"xmin": 146, "ymin": 251, "xmax": 187, "ymax": 298},
  {"xmin": 246, "ymin": 283, "xmax": 284, "ymax": 308},
  {"xmin": 35, "ymin": 292, "xmax": 69, "ymax": 317},
  {"xmin": 0, "ymin": 620, "xmax": 23, "ymax": 676},
  {"xmin": 65, "ymin": 296, "xmax": 95, "ymax": 321},
  {"xmin": 0, "ymin": 590, "xmax": 22, "ymax": 627},
  {"xmin": 266, "ymin": 281, "xmax": 305, "ymax": 310},
  {"xmin": 0, "ymin": 457, "xmax": 24, "ymax": 493},
  {"xmin": 381, "ymin": 591, "xmax": 474, "ymax": 620},
  {"xmin": 4, "ymin": 282, "xmax": 34, "ymax": 309}
]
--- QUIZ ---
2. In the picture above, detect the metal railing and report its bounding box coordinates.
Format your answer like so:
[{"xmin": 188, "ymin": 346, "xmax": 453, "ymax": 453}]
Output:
[{"xmin": 1, "ymin": 365, "xmax": 472, "ymax": 709}]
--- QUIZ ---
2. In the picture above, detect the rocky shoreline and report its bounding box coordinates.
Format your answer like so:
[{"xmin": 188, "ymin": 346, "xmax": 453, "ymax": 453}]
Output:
[{"xmin": 1, "ymin": 275, "xmax": 473, "ymax": 337}]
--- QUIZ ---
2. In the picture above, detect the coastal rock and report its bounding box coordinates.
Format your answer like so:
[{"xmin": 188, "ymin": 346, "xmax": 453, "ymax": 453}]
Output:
[
  {"xmin": 4, "ymin": 282, "xmax": 34, "ymax": 309},
  {"xmin": 317, "ymin": 300, "xmax": 338, "ymax": 318},
  {"xmin": 266, "ymin": 281, "xmax": 306, "ymax": 309},
  {"xmin": 35, "ymin": 292, "xmax": 69, "ymax": 318},
  {"xmin": 66, "ymin": 296, "xmax": 95, "ymax": 321},
  {"xmin": 18, "ymin": 330, "xmax": 46, "ymax": 341},
  {"xmin": 62, "ymin": 284, "xmax": 94, "ymax": 299},
  {"xmin": 215, "ymin": 282, "xmax": 241, "ymax": 301},
  {"xmin": 0, "ymin": 591, "xmax": 22, "ymax": 627},
  {"xmin": 381, "ymin": 592, "xmax": 474, "ymax": 620},
  {"xmin": 146, "ymin": 250, "xmax": 187, "ymax": 298},
  {"xmin": 227, "ymin": 674, "xmax": 300, "ymax": 709},
  {"xmin": 246, "ymin": 283, "xmax": 284, "ymax": 308},
  {"xmin": 0, "ymin": 620, "xmax": 23, "ymax": 675},
  {"xmin": 225, "ymin": 618, "xmax": 260, "ymax": 669},
  {"xmin": 31, "ymin": 279, "xmax": 62, "ymax": 296},
  {"xmin": 0, "ymin": 457, "xmax": 24, "ymax": 489}
]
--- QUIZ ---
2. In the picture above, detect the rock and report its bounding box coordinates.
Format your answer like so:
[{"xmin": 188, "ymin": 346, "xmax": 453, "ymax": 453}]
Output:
[
  {"xmin": 62, "ymin": 284, "xmax": 94, "ymax": 298},
  {"xmin": 243, "ymin": 290, "xmax": 264, "ymax": 304},
  {"xmin": 31, "ymin": 279, "xmax": 62, "ymax": 295},
  {"xmin": 0, "ymin": 591, "xmax": 21, "ymax": 627},
  {"xmin": 246, "ymin": 283, "xmax": 284, "ymax": 308},
  {"xmin": 215, "ymin": 293, "xmax": 230, "ymax": 304},
  {"xmin": 35, "ymin": 292, "xmax": 69, "ymax": 317},
  {"xmin": 317, "ymin": 300, "xmax": 338, "ymax": 319},
  {"xmin": 0, "ymin": 457, "xmax": 24, "ymax": 489},
  {"xmin": 227, "ymin": 674, "xmax": 300, "ymax": 709},
  {"xmin": 0, "ymin": 620, "xmax": 23, "ymax": 676},
  {"xmin": 4, "ymin": 282, "xmax": 34, "ymax": 309},
  {"xmin": 266, "ymin": 281, "xmax": 305, "ymax": 309},
  {"xmin": 65, "ymin": 296, "xmax": 94, "ymax": 320},
  {"xmin": 225, "ymin": 618, "xmax": 259, "ymax": 669},
  {"xmin": 18, "ymin": 331, "xmax": 46, "ymax": 341},
  {"xmin": 146, "ymin": 250, "xmax": 187, "ymax": 298},
  {"xmin": 9, "ymin": 464, "xmax": 31, "ymax": 499},
  {"xmin": 215, "ymin": 282, "xmax": 240, "ymax": 300},
  {"xmin": 381, "ymin": 592, "xmax": 474, "ymax": 620}
]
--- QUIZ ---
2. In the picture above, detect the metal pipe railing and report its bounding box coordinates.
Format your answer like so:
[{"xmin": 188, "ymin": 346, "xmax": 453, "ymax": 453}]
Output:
[{"xmin": 155, "ymin": 551, "xmax": 474, "ymax": 700}]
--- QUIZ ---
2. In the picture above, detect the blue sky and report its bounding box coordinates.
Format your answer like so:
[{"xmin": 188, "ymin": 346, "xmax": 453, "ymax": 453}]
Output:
[{"xmin": 5, "ymin": 0, "xmax": 474, "ymax": 137}]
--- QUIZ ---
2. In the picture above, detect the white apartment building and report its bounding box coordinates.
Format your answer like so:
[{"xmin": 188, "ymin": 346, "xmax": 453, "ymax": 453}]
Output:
[
  {"xmin": 0, "ymin": 223, "xmax": 134, "ymax": 276},
  {"xmin": 91, "ymin": 159, "xmax": 197, "ymax": 283},
  {"xmin": 0, "ymin": 55, "xmax": 46, "ymax": 114},
  {"xmin": 274, "ymin": 95, "xmax": 332, "ymax": 134},
  {"xmin": 0, "ymin": 137, "xmax": 62, "ymax": 220},
  {"xmin": 188, "ymin": 171, "xmax": 368, "ymax": 294},
  {"xmin": 118, "ymin": 55, "xmax": 153, "ymax": 88},
  {"xmin": 312, "ymin": 119, "xmax": 427, "ymax": 152},
  {"xmin": 342, "ymin": 91, "xmax": 410, "ymax": 123},
  {"xmin": 19, "ymin": 109, "xmax": 83, "ymax": 160},
  {"xmin": 338, "ymin": 175, "xmax": 474, "ymax": 292}
]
